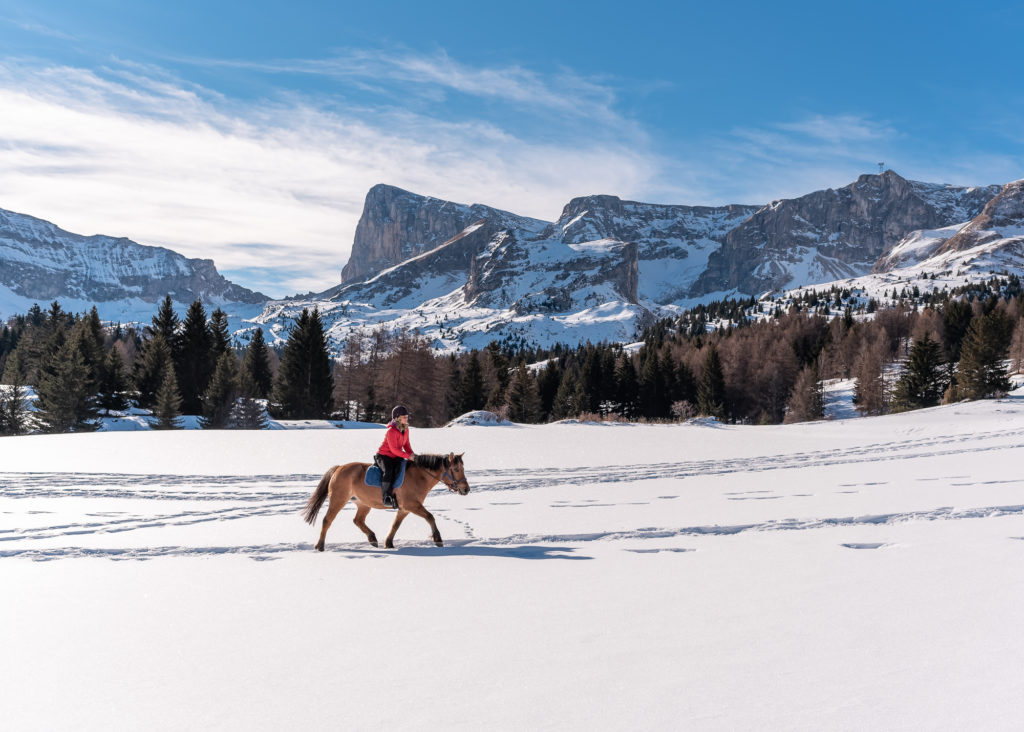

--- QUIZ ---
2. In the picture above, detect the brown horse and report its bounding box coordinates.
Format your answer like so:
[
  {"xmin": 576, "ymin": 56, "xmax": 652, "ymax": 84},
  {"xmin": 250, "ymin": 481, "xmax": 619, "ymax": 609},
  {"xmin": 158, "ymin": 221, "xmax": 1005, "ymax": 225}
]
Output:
[{"xmin": 304, "ymin": 453, "xmax": 470, "ymax": 551}]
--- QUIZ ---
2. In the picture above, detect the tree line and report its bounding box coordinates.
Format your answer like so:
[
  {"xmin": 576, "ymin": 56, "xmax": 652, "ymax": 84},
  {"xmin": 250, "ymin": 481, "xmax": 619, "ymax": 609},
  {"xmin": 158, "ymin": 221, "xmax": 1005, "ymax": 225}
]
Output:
[{"xmin": 2, "ymin": 280, "xmax": 1023, "ymax": 434}]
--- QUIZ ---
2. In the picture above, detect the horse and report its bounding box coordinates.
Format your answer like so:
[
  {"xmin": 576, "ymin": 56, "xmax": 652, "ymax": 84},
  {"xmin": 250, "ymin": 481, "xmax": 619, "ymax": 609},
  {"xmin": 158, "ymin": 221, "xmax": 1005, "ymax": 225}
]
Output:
[{"xmin": 304, "ymin": 453, "xmax": 470, "ymax": 551}]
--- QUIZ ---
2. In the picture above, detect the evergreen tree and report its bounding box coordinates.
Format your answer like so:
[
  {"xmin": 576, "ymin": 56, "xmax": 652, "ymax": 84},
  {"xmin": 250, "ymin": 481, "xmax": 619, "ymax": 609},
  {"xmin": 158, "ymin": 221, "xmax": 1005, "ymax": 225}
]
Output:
[
  {"xmin": 149, "ymin": 295, "xmax": 180, "ymax": 343},
  {"xmin": 177, "ymin": 300, "xmax": 214, "ymax": 414},
  {"xmin": 458, "ymin": 352, "xmax": 486, "ymax": 413},
  {"xmin": 239, "ymin": 327, "xmax": 273, "ymax": 398},
  {"xmin": 614, "ymin": 356, "xmax": 640, "ymax": 419},
  {"xmin": 696, "ymin": 346, "xmax": 726, "ymax": 419},
  {"xmin": 506, "ymin": 364, "xmax": 541, "ymax": 423},
  {"xmin": 35, "ymin": 338, "xmax": 99, "ymax": 433},
  {"xmin": 444, "ymin": 356, "xmax": 462, "ymax": 421},
  {"xmin": 209, "ymin": 308, "xmax": 232, "ymax": 360},
  {"xmin": 229, "ymin": 395, "xmax": 269, "ymax": 429},
  {"xmin": 951, "ymin": 312, "xmax": 1012, "ymax": 400},
  {"xmin": 784, "ymin": 362, "xmax": 824, "ymax": 423},
  {"xmin": 269, "ymin": 308, "xmax": 334, "ymax": 419},
  {"xmin": 536, "ymin": 359, "xmax": 563, "ymax": 421},
  {"xmin": 201, "ymin": 351, "xmax": 239, "ymax": 429},
  {"xmin": 891, "ymin": 333, "xmax": 947, "ymax": 412},
  {"xmin": 550, "ymin": 364, "xmax": 580, "ymax": 420},
  {"xmin": 152, "ymin": 367, "xmax": 183, "ymax": 430},
  {"xmin": 574, "ymin": 348, "xmax": 602, "ymax": 415},
  {"xmin": 97, "ymin": 347, "xmax": 130, "ymax": 412},
  {"xmin": 0, "ymin": 351, "xmax": 30, "ymax": 436},
  {"xmin": 638, "ymin": 348, "xmax": 670, "ymax": 419},
  {"xmin": 133, "ymin": 333, "xmax": 174, "ymax": 409}
]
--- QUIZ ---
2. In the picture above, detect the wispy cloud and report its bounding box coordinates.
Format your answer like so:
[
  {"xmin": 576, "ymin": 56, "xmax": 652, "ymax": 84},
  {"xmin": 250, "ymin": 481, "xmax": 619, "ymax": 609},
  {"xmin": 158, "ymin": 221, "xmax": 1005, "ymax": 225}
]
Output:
[{"xmin": 0, "ymin": 57, "xmax": 660, "ymax": 297}]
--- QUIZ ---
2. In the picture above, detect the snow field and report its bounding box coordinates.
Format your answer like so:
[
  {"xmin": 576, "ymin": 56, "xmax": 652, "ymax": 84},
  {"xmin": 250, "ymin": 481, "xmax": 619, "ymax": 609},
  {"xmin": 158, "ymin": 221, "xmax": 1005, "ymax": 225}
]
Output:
[{"xmin": 3, "ymin": 396, "xmax": 1024, "ymax": 729}]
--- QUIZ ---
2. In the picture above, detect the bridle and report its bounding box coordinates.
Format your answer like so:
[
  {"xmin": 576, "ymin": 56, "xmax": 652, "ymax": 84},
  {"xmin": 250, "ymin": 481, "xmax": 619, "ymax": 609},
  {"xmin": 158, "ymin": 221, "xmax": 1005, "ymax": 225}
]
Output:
[{"xmin": 425, "ymin": 463, "xmax": 469, "ymax": 493}]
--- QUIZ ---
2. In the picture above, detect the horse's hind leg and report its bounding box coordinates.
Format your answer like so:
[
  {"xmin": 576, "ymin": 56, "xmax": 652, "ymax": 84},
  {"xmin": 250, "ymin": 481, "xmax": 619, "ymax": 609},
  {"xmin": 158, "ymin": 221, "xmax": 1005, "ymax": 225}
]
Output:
[
  {"xmin": 384, "ymin": 510, "xmax": 409, "ymax": 549},
  {"xmin": 352, "ymin": 503, "xmax": 378, "ymax": 547},
  {"xmin": 315, "ymin": 488, "xmax": 351, "ymax": 552}
]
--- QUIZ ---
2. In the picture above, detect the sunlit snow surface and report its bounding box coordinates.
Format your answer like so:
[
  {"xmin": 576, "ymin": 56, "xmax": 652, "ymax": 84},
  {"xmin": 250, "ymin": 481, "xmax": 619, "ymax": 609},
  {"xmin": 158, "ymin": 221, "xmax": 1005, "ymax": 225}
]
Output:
[{"xmin": 3, "ymin": 394, "xmax": 1024, "ymax": 730}]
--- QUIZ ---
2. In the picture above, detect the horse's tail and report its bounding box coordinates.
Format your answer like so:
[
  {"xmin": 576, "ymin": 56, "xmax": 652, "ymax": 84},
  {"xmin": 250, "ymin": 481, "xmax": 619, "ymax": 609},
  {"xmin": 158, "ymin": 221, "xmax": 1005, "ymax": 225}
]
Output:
[{"xmin": 304, "ymin": 467, "xmax": 338, "ymax": 525}]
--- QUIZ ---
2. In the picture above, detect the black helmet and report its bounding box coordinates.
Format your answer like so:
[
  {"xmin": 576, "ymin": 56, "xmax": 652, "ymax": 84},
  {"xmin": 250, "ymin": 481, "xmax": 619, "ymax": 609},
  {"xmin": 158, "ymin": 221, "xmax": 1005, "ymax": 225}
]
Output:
[{"xmin": 392, "ymin": 405, "xmax": 409, "ymax": 419}]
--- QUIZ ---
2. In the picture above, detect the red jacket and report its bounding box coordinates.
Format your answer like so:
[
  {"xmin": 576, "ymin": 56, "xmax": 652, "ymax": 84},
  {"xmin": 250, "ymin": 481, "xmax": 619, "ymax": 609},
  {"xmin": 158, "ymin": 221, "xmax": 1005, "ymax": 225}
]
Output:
[{"xmin": 377, "ymin": 421, "xmax": 414, "ymax": 459}]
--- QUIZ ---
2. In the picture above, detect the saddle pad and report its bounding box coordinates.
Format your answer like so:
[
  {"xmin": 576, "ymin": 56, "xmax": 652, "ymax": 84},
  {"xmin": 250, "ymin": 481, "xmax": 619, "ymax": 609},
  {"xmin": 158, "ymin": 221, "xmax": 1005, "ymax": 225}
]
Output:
[{"xmin": 364, "ymin": 460, "xmax": 407, "ymax": 489}]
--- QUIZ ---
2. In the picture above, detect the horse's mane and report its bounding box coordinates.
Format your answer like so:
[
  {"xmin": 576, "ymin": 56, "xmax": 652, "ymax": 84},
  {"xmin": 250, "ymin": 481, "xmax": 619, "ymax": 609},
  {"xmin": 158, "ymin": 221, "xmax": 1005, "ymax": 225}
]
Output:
[{"xmin": 413, "ymin": 453, "xmax": 450, "ymax": 471}]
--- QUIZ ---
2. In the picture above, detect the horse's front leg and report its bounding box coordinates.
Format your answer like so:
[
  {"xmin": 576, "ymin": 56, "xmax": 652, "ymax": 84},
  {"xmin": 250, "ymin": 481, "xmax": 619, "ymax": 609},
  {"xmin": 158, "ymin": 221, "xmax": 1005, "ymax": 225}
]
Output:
[
  {"xmin": 384, "ymin": 509, "xmax": 409, "ymax": 549},
  {"xmin": 406, "ymin": 503, "xmax": 443, "ymax": 547}
]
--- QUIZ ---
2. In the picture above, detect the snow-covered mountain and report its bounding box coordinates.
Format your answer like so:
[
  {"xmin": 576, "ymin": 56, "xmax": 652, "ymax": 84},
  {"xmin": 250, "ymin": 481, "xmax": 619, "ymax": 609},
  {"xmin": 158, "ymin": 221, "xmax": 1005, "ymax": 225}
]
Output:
[
  {"xmin": 0, "ymin": 206, "xmax": 266, "ymax": 321},
  {"xmin": 4, "ymin": 171, "xmax": 1020, "ymax": 353},
  {"xmin": 253, "ymin": 173, "xmax": 1009, "ymax": 353},
  {"xmin": 788, "ymin": 178, "xmax": 1024, "ymax": 304},
  {"xmin": 691, "ymin": 171, "xmax": 1000, "ymax": 297}
]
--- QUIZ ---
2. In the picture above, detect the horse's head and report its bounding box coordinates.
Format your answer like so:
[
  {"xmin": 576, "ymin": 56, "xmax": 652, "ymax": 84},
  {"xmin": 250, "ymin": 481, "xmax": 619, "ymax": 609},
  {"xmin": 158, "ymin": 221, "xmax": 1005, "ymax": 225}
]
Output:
[{"xmin": 444, "ymin": 452, "xmax": 470, "ymax": 495}]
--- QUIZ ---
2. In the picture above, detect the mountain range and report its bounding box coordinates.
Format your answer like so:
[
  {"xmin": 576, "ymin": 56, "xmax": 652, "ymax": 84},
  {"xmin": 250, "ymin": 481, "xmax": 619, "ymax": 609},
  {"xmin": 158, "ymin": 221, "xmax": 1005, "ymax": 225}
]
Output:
[{"xmin": 2, "ymin": 171, "xmax": 1022, "ymax": 352}]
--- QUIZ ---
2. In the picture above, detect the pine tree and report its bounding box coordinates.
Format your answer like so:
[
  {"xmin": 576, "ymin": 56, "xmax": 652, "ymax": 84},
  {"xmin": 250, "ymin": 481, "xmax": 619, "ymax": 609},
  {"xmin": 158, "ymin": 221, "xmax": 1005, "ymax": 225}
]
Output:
[
  {"xmin": 784, "ymin": 362, "xmax": 824, "ymax": 423},
  {"xmin": 573, "ymin": 348, "xmax": 603, "ymax": 415},
  {"xmin": 35, "ymin": 338, "xmax": 99, "ymax": 433},
  {"xmin": 458, "ymin": 352, "xmax": 486, "ymax": 414},
  {"xmin": 270, "ymin": 308, "xmax": 334, "ymax": 419},
  {"xmin": 240, "ymin": 327, "xmax": 273, "ymax": 398},
  {"xmin": 201, "ymin": 351, "xmax": 239, "ymax": 429},
  {"xmin": 152, "ymin": 367, "xmax": 183, "ymax": 430},
  {"xmin": 209, "ymin": 308, "xmax": 232, "ymax": 360},
  {"xmin": 229, "ymin": 395, "xmax": 269, "ymax": 429},
  {"xmin": 951, "ymin": 312, "xmax": 1012, "ymax": 400},
  {"xmin": 536, "ymin": 359, "xmax": 562, "ymax": 421},
  {"xmin": 891, "ymin": 333, "xmax": 946, "ymax": 412},
  {"xmin": 550, "ymin": 364, "xmax": 580, "ymax": 420},
  {"xmin": 638, "ymin": 348, "xmax": 670, "ymax": 419},
  {"xmin": 0, "ymin": 351, "xmax": 30, "ymax": 436},
  {"xmin": 149, "ymin": 295, "xmax": 180, "ymax": 343},
  {"xmin": 614, "ymin": 356, "xmax": 640, "ymax": 419},
  {"xmin": 133, "ymin": 333, "xmax": 174, "ymax": 409},
  {"xmin": 506, "ymin": 364, "xmax": 541, "ymax": 423},
  {"xmin": 696, "ymin": 346, "xmax": 726, "ymax": 419},
  {"xmin": 177, "ymin": 300, "xmax": 213, "ymax": 414},
  {"xmin": 97, "ymin": 347, "xmax": 130, "ymax": 412}
]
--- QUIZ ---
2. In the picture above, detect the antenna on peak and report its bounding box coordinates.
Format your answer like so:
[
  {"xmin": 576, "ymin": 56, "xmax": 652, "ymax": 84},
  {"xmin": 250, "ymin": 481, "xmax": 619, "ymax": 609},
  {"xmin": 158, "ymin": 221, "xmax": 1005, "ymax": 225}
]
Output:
[{"xmin": 878, "ymin": 162, "xmax": 885, "ymax": 175}]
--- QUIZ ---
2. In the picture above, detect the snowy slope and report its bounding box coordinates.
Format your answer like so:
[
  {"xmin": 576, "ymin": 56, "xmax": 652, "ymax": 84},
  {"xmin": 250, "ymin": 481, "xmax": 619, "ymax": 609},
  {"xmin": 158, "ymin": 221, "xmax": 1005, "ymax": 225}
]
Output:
[
  {"xmin": 0, "ymin": 207, "xmax": 266, "ymax": 317},
  {"xmin": 3, "ymin": 395, "xmax": 1024, "ymax": 730}
]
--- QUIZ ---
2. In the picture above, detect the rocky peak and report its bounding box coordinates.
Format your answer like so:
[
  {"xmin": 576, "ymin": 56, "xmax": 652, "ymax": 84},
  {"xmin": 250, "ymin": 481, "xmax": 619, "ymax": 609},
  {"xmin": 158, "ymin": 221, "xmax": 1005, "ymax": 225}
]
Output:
[
  {"xmin": 340, "ymin": 184, "xmax": 546, "ymax": 284},
  {"xmin": 692, "ymin": 170, "xmax": 999, "ymax": 295},
  {"xmin": 0, "ymin": 206, "xmax": 266, "ymax": 306}
]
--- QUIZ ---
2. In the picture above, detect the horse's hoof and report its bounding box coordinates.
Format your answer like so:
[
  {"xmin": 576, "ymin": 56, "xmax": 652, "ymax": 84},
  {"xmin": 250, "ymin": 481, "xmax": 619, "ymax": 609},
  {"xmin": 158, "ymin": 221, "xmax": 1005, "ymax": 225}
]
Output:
[
  {"xmin": 370, "ymin": 540, "xmax": 379, "ymax": 548},
  {"xmin": 315, "ymin": 544, "xmax": 324, "ymax": 552},
  {"xmin": 385, "ymin": 541, "xmax": 395, "ymax": 549},
  {"xmin": 434, "ymin": 541, "xmax": 444, "ymax": 547}
]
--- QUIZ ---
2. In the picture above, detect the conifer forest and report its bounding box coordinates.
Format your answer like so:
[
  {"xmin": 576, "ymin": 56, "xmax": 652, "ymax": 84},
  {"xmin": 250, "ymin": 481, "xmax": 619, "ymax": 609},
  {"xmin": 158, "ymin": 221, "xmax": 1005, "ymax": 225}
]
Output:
[{"xmin": 2, "ymin": 276, "xmax": 1024, "ymax": 434}]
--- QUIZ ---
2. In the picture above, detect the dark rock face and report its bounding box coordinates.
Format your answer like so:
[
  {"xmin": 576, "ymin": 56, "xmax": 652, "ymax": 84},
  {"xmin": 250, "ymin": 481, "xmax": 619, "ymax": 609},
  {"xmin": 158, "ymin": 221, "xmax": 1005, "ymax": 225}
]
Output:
[
  {"xmin": 0, "ymin": 208, "xmax": 266, "ymax": 304},
  {"xmin": 691, "ymin": 171, "xmax": 999, "ymax": 295},
  {"xmin": 340, "ymin": 184, "xmax": 543, "ymax": 284}
]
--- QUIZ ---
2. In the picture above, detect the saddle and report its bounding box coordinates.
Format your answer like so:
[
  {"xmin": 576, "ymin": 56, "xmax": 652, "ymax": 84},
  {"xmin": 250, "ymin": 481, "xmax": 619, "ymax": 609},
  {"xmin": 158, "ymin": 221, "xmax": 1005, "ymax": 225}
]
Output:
[{"xmin": 363, "ymin": 460, "xmax": 407, "ymax": 489}]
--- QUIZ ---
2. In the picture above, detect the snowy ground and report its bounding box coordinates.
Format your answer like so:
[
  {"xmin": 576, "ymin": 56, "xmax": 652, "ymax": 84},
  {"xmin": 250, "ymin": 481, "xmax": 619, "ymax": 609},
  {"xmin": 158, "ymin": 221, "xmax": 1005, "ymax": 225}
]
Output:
[{"xmin": 3, "ymin": 397, "xmax": 1024, "ymax": 730}]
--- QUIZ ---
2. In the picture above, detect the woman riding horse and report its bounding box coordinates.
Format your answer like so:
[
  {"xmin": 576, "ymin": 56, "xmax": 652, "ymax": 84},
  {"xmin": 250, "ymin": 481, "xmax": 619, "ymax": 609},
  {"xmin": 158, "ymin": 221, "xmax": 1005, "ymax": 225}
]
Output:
[{"xmin": 375, "ymin": 405, "xmax": 414, "ymax": 508}]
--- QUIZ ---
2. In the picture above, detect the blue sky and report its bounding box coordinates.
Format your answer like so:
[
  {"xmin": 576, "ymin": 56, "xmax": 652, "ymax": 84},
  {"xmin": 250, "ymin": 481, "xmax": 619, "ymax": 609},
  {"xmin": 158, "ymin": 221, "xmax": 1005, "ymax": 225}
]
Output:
[{"xmin": 1, "ymin": 0, "xmax": 1022, "ymax": 297}]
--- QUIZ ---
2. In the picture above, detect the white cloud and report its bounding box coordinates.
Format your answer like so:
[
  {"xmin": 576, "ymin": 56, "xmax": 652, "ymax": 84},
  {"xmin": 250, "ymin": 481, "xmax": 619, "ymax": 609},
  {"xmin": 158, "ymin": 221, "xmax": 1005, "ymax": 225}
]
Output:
[{"xmin": 0, "ymin": 58, "xmax": 660, "ymax": 297}]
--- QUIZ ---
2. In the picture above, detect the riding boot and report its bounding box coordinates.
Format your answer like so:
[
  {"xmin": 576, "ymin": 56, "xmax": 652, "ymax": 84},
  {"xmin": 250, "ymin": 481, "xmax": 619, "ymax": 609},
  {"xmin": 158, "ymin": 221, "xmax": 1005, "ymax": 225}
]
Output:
[{"xmin": 381, "ymin": 481, "xmax": 395, "ymax": 508}]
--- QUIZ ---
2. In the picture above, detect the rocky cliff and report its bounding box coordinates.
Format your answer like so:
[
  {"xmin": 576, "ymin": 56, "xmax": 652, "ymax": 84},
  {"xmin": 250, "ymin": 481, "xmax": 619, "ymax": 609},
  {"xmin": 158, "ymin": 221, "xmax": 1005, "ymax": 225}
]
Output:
[
  {"xmin": 0, "ymin": 208, "xmax": 266, "ymax": 307},
  {"xmin": 692, "ymin": 171, "xmax": 999, "ymax": 296},
  {"xmin": 340, "ymin": 184, "xmax": 546, "ymax": 284}
]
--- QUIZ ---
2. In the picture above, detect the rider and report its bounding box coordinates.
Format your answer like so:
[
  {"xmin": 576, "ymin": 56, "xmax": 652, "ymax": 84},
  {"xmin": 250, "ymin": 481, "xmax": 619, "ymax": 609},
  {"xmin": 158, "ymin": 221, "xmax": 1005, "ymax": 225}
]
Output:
[{"xmin": 375, "ymin": 405, "xmax": 416, "ymax": 508}]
